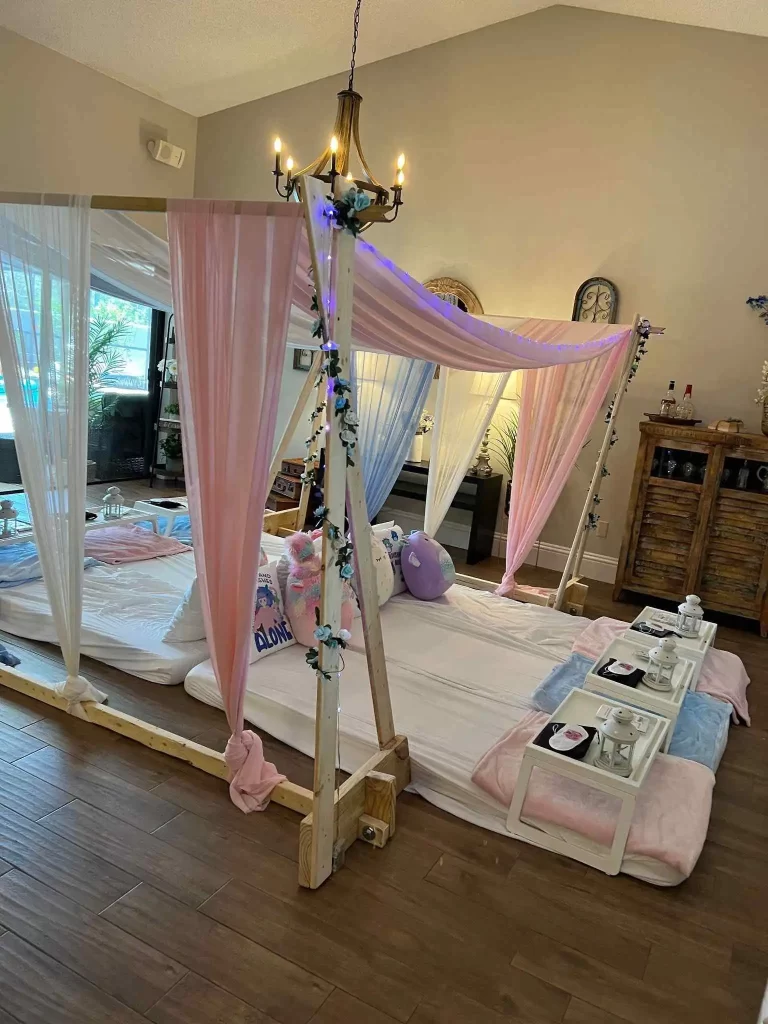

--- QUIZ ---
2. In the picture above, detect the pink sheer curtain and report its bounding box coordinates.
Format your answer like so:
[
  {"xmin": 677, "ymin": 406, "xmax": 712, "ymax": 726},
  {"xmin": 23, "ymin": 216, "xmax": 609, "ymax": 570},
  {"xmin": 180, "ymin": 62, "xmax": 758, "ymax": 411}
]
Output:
[
  {"xmin": 167, "ymin": 199, "xmax": 303, "ymax": 811},
  {"xmin": 497, "ymin": 343, "xmax": 627, "ymax": 598}
]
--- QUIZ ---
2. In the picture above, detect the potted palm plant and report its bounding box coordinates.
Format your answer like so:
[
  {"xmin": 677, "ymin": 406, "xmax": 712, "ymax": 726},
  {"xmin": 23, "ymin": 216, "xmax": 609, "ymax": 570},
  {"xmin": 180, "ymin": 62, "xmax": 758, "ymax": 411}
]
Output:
[
  {"xmin": 88, "ymin": 317, "xmax": 129, "ymax": 482},
  {"xmin": 490, "ymin": 407, "xmax": 518, "ymax": 515}
]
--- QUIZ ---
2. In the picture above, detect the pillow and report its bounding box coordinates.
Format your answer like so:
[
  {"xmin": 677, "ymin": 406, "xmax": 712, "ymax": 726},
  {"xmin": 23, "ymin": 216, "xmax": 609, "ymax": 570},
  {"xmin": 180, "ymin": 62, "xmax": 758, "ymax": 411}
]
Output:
[
  {"xmin": 372, "ymin": 522, "xmax": 406, "ymax": 595},
  {"xmin": 352, "ymin": 530, "xmax": 394, "ymax": 606},
  {"xmin": 401, "ymin": 531, "xmax": 455, "ymax": 600},
  {"xmin": 250, "ymin": 561, "xmax": 296, "ymax": 662},
  {"xmin": 84, "ymin": 525, "xmax": 189, "ymax": 564},
  {"xmin": 163, "ymin": 577, "xmax": 205, "ymax": 642}
]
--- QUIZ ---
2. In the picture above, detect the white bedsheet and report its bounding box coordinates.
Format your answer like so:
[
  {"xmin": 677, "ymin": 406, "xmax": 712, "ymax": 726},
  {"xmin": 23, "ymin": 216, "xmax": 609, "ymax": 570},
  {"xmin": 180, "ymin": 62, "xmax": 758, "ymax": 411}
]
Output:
[{"xmin": 185, "ymin": 587, "xmax": 683, "ymax": 884}]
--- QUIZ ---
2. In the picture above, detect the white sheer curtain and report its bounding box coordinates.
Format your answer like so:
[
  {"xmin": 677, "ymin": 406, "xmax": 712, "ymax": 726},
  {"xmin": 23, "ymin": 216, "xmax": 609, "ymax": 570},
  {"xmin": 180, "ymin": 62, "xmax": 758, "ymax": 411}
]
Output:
[
  {"xmin": 0, "ymin": 199, "xmax": 105, "ymax": 713},
  {"xmin": 352, "ymin": 350, "xmax": 435, "ymax": 519},
  {"xmin": 90, "ymin": 210, "xmax": 172, "ymax": 310},
  {"xmin": 424, "ymin": 368, "xmax": 509, "ymax": 535}
]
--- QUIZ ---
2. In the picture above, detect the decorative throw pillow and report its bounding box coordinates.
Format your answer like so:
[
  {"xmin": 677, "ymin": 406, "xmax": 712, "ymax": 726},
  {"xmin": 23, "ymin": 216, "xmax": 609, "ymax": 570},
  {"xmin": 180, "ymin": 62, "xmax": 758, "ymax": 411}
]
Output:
[
  {"xmin": 250, "ymin": 561, "xmax": 296, "ymax": 662},
  {"xmin": 163, "ymin": 576, "xmax": 206, "ymax": 642},
  {"xmin": 367, "ymin": 531, "xmax": 395, "ymax": 605},
  {"xmin": 283, "ymin": 531, "xmax": 355, "ymax": 647},
  {"xmin": 401, "ymin": 530, "xmax": 456, "ymax": 600},
  {"xmin": 372, "ymin": 522, "xmax": 406, "ymax": 595}
]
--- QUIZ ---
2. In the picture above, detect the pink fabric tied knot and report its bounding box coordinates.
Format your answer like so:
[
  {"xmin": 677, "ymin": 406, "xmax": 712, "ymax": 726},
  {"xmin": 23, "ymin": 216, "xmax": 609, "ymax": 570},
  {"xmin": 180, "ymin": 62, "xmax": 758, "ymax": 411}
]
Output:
[{"xmin": 224, "ymin": 730, "xmax": 286, "ymax": 813}]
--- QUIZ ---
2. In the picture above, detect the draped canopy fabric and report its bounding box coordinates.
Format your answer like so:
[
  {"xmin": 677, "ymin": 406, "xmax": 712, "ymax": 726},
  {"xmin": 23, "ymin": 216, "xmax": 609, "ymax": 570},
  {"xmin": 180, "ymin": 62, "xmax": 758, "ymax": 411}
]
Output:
[
  {"xmin": 424, "ymin": 369, "xmax": 510, "ymax": 535},
  {"xmin": 0, "ymin": 199, "xmax": 106, "ymax": 712},
  {"xmin": 352, "ymin": 350, "xmax": 435, "ymax": 519},
  {"xmin": 496, "ymin": 344, "xmax": 626, "ymax": 598},
  {"xmin": 167, "ymin": 198, "xmax": 303, "ymax": 811},
  {"xmin": 90, "ymin": 210, "xmax": 173, "ymax": 311}
]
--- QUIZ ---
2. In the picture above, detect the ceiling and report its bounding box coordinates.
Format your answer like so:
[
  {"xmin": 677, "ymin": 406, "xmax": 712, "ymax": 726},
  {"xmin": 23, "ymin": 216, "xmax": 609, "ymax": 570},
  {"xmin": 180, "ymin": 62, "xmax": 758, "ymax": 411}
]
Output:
[{"xmin": 2, "ymin": 0, "xmax": 768, "ymax": 116}]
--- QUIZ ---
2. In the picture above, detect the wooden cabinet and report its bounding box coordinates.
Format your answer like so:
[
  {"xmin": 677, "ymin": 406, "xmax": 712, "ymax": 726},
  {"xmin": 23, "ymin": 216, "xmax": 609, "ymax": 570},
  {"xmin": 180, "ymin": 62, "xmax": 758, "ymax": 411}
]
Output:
[{"xmin": 614, "ymin": 423, "xmax": 768, "ymax": 633}]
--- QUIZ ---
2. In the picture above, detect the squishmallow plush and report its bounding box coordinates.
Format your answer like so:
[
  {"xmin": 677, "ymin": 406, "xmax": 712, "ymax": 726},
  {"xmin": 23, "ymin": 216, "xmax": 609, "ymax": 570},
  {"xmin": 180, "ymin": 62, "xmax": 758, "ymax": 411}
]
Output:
[
  {"xmin": 283, "ymin": 531, "xmax": 356, "ymax": 646},
  {"xmin": 401, "ymin": 531, "xmax": 456, "ymax": 600}
]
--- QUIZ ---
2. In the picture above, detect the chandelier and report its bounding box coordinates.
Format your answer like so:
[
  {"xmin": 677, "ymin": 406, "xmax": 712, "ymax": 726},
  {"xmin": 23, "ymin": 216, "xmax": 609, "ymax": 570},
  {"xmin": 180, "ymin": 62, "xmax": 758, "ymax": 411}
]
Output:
[{"xmin": 271, "ymin": 0, "xmax": 405, "ymax": 223}]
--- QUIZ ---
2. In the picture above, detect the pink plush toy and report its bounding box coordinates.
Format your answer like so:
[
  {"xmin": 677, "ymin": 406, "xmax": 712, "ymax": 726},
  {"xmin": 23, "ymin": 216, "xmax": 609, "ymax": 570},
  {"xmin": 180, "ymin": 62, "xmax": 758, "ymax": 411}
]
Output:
[{"xmin": 284, "ymin": 532, "xmax": 355, "ymax": 647}]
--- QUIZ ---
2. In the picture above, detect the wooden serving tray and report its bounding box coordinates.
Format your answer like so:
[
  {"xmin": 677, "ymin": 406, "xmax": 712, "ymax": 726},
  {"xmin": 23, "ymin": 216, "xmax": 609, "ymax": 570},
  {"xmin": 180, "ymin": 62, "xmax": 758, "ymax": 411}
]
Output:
[{"xmin": 644, "ymin": 413, "xmax": 702, "ymax": 426}]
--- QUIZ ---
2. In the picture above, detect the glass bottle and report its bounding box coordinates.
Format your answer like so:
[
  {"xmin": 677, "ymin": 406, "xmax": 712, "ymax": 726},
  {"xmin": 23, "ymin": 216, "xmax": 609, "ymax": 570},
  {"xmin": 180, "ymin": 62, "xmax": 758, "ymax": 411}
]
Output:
[
  {"xmin": 659, "ymin": 380, "xmax": 677, "ymax": 418},
  {"xmin": 676, "ymin": 384, "xmax": 694, "ymax": 420}
]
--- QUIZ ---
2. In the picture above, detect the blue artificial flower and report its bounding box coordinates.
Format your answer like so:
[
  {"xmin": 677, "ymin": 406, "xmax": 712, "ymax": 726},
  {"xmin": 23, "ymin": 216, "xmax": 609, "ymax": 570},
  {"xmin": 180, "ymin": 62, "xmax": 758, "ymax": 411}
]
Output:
[
  {"xmin": 336, "ymin": 377, "xmax": 350, "ymax": 389},
  {"xmin": 353, "ymin": 192, "xmax": 372, "ymax": 212},
  {"xmin": 335, "ymin": 396, "xmax": 347, "ymax": 410},
  {"xmin": 340, "ymin": 563, "xmax": 354, "ymax": 580},
  {"xmin": 314, "ymin": 625, "xmax": 332, "ymax": 642},
  {"xmin": 315, "ymin": 505, "xmax": 327, "ymax": 519}
]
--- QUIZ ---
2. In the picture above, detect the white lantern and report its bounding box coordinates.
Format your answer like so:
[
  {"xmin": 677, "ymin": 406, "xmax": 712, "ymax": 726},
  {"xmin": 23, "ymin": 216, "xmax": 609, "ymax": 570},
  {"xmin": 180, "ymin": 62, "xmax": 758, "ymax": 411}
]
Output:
[
  {"xmin": 643, "ymin": 636, "xmax": 679, "ymax": 692},
  {"xmin": 0, "ymin": 500, "xmax": 18, "ymax": 538},
  {"xmin": 101, "ymin": 485, "xmax": 125, "ymax": 520},
  {"xmin": 596, "ymin": 706, "xmax": 639, "ymax": 777},
  {"xmin": 676, "ymin": 594, "xmax": 704, "ymax": 637}
]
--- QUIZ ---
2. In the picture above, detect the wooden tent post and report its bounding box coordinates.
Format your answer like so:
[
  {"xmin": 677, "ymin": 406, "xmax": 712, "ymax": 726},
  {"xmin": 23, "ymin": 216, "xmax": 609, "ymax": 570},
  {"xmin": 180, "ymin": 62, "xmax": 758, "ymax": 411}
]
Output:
[
  {"xmin": 553, "ymin": 315, "xmax": 642, "ymax": 611},
  {"xmin": 267, "ymin": 349, "xmax": 323, "ymax": 492}
]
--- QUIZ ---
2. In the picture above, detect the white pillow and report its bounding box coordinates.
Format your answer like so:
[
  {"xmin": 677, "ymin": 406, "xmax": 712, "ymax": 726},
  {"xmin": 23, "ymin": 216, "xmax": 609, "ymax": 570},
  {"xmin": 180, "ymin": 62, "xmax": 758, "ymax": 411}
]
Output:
[
  {"xmin": 250, "ymin": 561, "xmax": 296, "ymax": 662},
  {"xmin": 352, "ymin": 530, "xmax": 394, "ymax": 606},
  {"xmin": 372, "ymin": 522, "xmax": 406, "ymax": 595},
  {"xmin": 163, "ymin": 577, "xmax": 206, "ymax": 642}
]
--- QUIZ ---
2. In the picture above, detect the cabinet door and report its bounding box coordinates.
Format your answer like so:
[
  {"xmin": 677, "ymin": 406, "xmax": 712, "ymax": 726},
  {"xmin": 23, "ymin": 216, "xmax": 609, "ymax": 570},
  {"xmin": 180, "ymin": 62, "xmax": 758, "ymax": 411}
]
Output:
[
  {"xmin": 699, "ymin": 451, "xmax": 768, "ymax": 617},
  {"xmin": 625, "ymin": 439, "xmax": 718, "ymax": 598}
]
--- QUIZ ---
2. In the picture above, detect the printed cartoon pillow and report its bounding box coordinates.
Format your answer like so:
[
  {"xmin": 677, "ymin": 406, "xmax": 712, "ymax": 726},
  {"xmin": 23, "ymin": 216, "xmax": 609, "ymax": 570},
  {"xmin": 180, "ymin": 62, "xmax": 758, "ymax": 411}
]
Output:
[
  {"xmin": 250, "ymin": 561, "xmax": 296, "ymax": 662},
  {"xmin": 372, "ymin": 522, "xmax": 406, "ymax": 595},
  {"xmin": 401, "ymin": 531, "xmax": 456, "ymax": 600}
]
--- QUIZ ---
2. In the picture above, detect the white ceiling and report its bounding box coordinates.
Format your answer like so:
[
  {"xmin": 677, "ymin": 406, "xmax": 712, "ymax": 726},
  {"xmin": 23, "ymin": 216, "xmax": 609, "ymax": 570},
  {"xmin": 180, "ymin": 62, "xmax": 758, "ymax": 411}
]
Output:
[{"xmin": 2, "ymin": 0, "xmax": 768, "ymax": 116}]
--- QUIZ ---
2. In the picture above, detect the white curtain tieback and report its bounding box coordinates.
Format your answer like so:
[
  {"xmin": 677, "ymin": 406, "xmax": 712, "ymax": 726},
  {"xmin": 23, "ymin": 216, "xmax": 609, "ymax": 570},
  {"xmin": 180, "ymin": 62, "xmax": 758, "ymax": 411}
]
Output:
[{"xmin": 58, "ymin": 674, "xmax": 108, "ymax": 717}]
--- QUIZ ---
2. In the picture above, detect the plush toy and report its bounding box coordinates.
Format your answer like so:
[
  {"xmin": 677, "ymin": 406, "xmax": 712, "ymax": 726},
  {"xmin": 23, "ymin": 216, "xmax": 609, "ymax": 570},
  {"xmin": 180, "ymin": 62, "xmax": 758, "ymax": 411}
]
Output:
[
  {"xmin": 401, "ymin": 530, "xmax": 456, "ymax": 600},
  {"xmin": 284, "ymin": 531, "xmax": 355, "ymax": 646}
]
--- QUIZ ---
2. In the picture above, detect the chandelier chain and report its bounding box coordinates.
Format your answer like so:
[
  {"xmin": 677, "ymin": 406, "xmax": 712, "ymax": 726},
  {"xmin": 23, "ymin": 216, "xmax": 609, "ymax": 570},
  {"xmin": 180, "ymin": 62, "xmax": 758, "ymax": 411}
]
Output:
[{"xmin": 348, "ymin": 0, "xmax": 362, "ymax": 91}]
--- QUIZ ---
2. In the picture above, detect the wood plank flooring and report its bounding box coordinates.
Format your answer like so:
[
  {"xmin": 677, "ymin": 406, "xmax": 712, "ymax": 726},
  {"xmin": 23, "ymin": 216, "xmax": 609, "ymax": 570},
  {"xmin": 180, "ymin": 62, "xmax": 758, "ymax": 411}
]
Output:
[{"xmin": 0, "ymin": 546, "xmax": 765, "ymax": 1022}]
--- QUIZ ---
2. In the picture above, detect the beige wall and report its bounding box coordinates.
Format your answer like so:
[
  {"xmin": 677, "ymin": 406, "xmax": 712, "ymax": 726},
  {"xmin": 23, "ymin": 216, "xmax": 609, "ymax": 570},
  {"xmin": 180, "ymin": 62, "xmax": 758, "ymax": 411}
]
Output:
[
  {"xmin": 195, "ymin": 5, "xmax": 768, "ymax": 567},
  {"xmin": 0, "ymin": 27, "xmax": 197, "ymax": 197}
]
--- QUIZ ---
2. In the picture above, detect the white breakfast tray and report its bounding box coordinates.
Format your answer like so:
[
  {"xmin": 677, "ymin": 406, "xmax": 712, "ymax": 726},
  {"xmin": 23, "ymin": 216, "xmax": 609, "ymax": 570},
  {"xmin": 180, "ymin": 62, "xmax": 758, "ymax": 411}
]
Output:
[
  {"xmin": 506, "ymin": 689, "xmax": 668, "ymax": 875},
  {"xmin": 622, "ymin": 605, "xmax": 716, "ymax": 688},
  {"xmin": 584, "ymin": 637, "xmax": 694, "ymax": 749}
]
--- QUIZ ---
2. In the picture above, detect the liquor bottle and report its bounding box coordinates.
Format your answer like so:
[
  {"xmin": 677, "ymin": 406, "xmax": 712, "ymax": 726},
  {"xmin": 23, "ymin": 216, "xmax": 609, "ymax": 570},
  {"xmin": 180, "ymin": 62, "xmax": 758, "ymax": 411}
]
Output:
[
  {"xmin": 676, "ymin": 384, "xmax": 695, "ymax": 420},
  {"xmin": 659, "ymin": 381, "xmax": 677, "ymax": 417}
]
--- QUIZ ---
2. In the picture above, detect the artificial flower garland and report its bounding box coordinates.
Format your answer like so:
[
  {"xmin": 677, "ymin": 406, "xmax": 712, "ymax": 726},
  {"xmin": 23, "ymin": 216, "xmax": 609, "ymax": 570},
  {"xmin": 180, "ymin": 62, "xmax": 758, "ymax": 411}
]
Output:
[{"xmin": 305, "ymin": 608, "xmax": 351, "ymax": 681}]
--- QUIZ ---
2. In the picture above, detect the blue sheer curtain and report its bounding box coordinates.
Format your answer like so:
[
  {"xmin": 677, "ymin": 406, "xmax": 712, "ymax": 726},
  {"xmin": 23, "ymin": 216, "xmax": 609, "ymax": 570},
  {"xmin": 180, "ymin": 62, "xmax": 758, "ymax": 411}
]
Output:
[{"xmin": 352, "ymin": 350, "xmax": 435, "ymax": 519}]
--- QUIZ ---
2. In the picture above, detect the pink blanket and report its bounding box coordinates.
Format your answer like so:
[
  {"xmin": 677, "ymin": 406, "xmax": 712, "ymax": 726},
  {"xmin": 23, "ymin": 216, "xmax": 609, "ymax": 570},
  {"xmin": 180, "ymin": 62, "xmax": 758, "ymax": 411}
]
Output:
[
  {"xmin": 84, "ymin": 525, "xmax": 189, "ymax": 564},
  {"xmin": 473, "ymin": 712, "xmax": 714, "ymax": 881},
  {"xmin": 573, "ymin": 616, "xmax": 750, "ymax": 725}
]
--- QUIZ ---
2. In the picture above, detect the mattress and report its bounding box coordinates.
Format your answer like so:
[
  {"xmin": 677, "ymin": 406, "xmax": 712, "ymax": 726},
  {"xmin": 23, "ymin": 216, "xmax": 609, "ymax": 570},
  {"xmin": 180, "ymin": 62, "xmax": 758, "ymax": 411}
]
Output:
[
  {"xmin": 185, "ymin": 587, "xmax": 688, "ymax": 884},
  {"xmin": 0, "ymin": 531, "xmax": 291, "ymax": 686}
]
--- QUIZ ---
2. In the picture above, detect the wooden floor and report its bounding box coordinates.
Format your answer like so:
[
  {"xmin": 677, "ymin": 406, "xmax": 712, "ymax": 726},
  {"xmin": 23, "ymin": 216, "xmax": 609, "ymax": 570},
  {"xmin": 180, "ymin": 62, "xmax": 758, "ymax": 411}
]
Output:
[{"xmin": 0, "ymin": 539, "xmax": 766, "ymax": 1022}]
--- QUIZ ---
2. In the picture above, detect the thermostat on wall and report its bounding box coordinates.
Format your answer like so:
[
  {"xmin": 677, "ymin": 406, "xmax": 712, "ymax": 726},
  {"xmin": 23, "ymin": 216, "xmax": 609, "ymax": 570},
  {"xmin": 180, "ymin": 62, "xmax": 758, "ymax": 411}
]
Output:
[{"xmin": 147, "ymin": 139, "xmax": 186, "ymax": 169}]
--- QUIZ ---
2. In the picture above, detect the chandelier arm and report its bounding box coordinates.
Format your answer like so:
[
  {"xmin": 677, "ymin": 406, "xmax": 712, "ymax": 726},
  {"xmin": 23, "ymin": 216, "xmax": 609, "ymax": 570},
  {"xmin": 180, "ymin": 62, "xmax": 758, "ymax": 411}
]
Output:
[{"xmin": 351, "ymin": 101, "xmax": 387, "ymax": 194}]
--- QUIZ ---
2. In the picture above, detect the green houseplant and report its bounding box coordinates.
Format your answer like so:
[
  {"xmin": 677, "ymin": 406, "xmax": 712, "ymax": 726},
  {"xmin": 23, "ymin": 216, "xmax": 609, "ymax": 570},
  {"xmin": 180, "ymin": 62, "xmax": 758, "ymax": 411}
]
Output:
[
  {"xmin": 490, "ymin": 407, "xmax": 519, "ymax": 516},
  {"xmin": 160, "ymin": 430, "xmax": 183, "ymax": 475}
]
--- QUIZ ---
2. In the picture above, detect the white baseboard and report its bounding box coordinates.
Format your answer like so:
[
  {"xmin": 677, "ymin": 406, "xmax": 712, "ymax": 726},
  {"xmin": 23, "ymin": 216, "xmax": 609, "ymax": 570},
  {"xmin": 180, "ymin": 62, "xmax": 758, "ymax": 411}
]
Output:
[{"xmin": 379, "ymin": 506, "xmax": 618, "ymax": 584}]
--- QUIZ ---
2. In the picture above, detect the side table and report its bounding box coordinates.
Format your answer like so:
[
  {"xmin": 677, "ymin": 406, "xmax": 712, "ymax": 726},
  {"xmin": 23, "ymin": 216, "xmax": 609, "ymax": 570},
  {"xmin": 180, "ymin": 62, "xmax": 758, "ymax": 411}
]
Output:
[{"xmin": 506, "ymin": 689, "xmax": 668, "ymax": 875}]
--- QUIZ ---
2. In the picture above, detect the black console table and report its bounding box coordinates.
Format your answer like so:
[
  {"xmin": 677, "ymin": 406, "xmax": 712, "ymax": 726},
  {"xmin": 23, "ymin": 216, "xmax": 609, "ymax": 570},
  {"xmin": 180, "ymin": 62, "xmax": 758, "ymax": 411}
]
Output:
[{"xmin": 385, "ymin": 461, "xmax": 502, "ymax": 565}]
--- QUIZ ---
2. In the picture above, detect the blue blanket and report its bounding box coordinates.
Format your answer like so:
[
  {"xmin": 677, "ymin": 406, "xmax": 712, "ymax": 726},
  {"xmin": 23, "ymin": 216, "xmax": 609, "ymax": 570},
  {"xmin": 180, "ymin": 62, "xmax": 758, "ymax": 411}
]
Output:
[
  {"xmin": 0, "ymin": 542, "xmax": 98, "ymax": 589},
  {"xmin": 531, "ymin": 652, "xmax": 730, "ymax": 773},
  {"xmin": 135, "ymin": 515, "xmax": 192, "ymax": 545}
]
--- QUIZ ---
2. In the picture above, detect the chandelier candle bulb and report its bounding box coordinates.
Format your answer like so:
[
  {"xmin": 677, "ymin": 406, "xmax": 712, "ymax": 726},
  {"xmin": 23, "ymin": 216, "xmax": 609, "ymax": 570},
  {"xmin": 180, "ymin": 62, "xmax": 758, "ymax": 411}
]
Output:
[
  {"xmin": 273, "ymin": 137, "xmax": 282, "ymax": 175},
  {"xmin": 286, "ymin": 157, "xmax": 294, "ymax": 177}
]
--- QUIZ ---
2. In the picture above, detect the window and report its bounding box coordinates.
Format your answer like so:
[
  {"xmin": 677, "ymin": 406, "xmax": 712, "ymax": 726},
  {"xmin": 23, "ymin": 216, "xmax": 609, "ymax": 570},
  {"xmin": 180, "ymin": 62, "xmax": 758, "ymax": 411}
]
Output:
[{"xmin": 90, "ymin": 290, "xmax": 152, "ymax": 395}]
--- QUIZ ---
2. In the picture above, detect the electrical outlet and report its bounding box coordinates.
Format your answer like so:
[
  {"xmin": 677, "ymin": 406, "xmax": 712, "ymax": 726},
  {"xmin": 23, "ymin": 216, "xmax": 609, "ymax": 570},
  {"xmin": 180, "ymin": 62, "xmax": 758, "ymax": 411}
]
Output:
[{"xmin": 596, "ymin": 520, "xmax": 609, "ymax": 538}]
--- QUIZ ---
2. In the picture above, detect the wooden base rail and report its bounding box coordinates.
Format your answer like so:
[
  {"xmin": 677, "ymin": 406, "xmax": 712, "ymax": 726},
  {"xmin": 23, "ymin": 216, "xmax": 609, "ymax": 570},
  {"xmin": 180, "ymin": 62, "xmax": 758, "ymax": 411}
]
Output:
[{"xmin": 0, "ymin": 665, "xmax": 410, "ymax": 886}]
